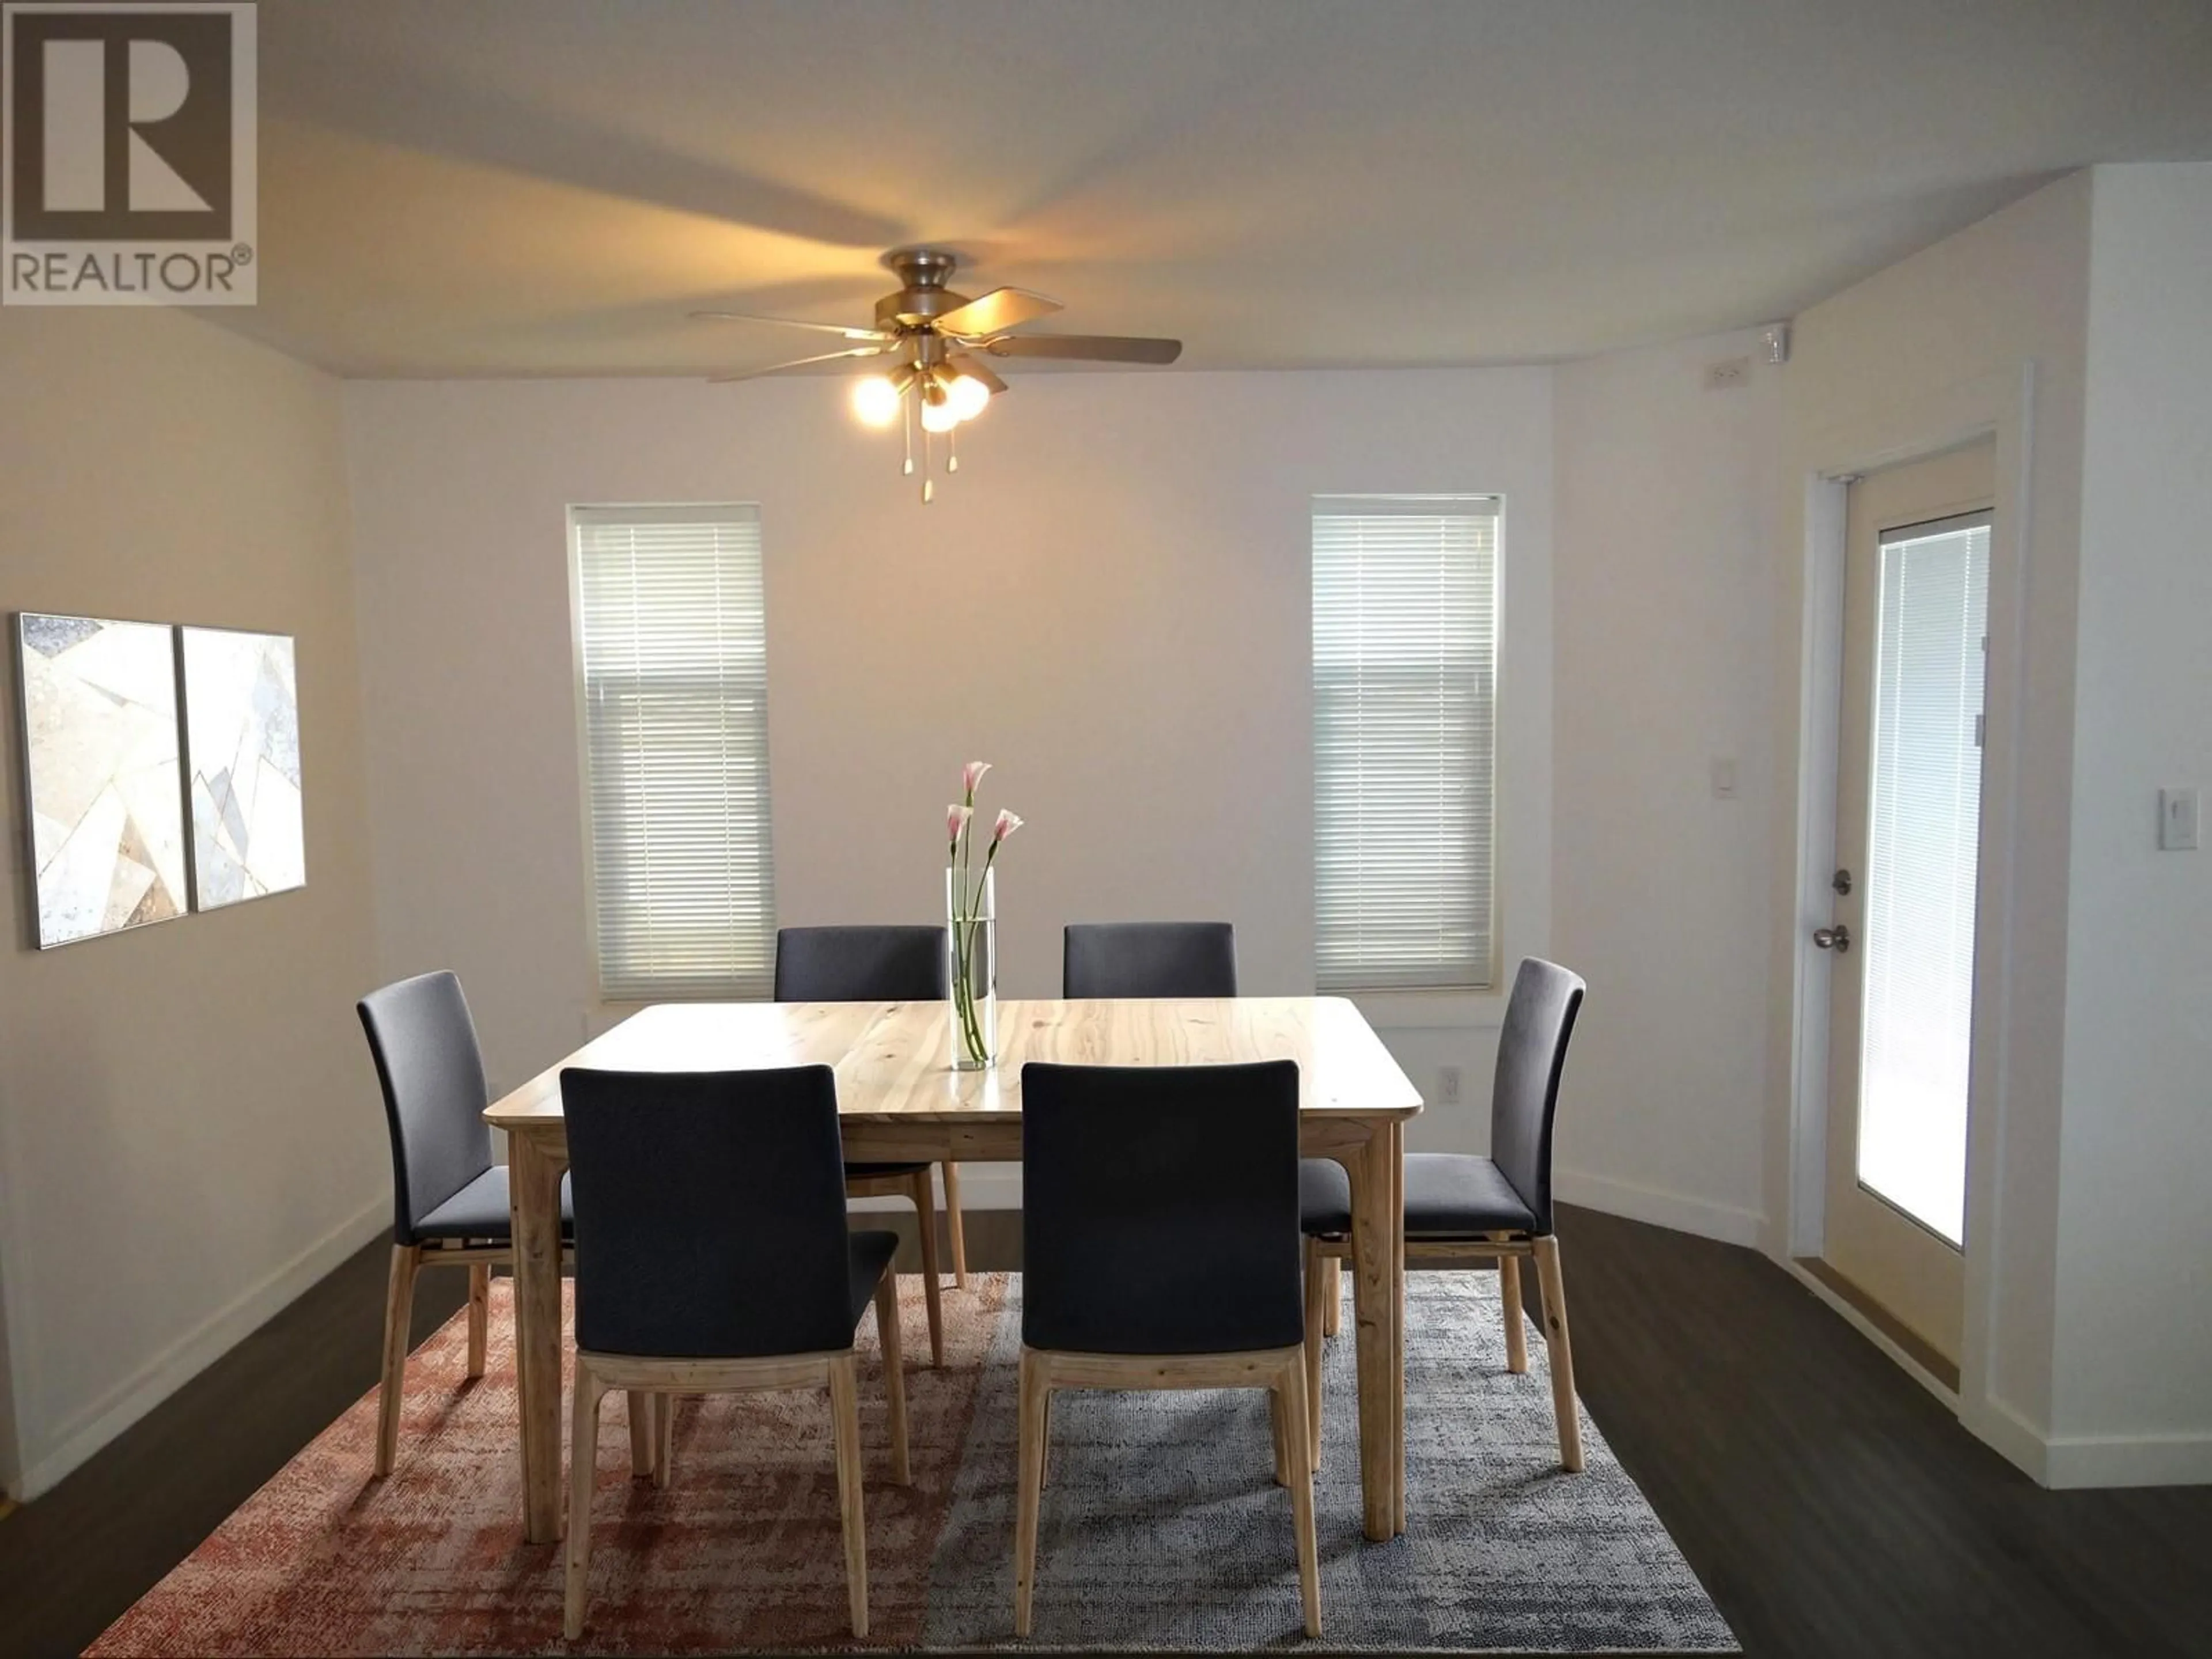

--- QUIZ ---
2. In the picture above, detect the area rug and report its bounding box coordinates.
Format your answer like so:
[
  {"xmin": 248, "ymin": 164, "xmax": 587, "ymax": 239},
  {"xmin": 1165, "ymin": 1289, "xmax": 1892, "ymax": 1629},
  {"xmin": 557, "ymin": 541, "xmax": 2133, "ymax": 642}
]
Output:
[{"xmin": 88, "ymin": 1271, "xmax": 1734, "ymax": 1654}]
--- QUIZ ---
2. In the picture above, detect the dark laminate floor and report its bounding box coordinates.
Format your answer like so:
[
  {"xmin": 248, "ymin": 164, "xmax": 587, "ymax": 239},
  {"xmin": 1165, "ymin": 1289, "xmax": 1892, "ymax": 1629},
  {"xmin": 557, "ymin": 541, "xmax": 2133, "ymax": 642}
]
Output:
[{"xmin": 2, "ymin": 1203, "xmax": 2207, "ymax": 1658}]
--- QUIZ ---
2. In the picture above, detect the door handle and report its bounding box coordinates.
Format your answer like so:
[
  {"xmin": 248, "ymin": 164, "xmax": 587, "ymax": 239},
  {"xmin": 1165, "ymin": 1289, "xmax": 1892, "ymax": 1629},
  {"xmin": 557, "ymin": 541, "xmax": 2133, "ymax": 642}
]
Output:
[{"xmin": 1813, "ymin": 923, "xmax": 1852, "ymax": 953}]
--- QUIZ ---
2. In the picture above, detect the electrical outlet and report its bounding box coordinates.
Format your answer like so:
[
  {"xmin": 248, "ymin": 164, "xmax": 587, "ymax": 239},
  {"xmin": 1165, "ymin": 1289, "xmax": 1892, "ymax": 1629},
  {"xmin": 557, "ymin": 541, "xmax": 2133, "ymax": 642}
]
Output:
[
  {"xmin": 1703, "ymin": 356, "xmax": 1752, "ymax": 391},
  {"xmin": 1439, "ymin": 1066, "xmax": 1463, "ymax": 1105}
]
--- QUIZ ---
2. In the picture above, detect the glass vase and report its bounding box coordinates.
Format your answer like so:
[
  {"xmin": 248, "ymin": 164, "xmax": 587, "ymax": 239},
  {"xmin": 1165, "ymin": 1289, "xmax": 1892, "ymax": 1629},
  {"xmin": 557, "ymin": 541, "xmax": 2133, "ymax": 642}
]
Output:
[{"xmin": 946, "ymin": 865, "xmax": 997, "ymax": 1070}]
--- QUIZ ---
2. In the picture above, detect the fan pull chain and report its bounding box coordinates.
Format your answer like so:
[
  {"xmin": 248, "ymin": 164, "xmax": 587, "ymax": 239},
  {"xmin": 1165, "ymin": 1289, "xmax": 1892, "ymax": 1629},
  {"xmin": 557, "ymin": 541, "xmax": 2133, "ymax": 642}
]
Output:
[
  {"xmin": 903, "ymin": 394, "xmax": 915, "ymax": 476},
  {"xmin": 921, "ymin": 426, "xmax": 933, "ymax": 504},
  {"xmin": 948, "ymin": 423, "xmax": 959, "ymax": 474}
]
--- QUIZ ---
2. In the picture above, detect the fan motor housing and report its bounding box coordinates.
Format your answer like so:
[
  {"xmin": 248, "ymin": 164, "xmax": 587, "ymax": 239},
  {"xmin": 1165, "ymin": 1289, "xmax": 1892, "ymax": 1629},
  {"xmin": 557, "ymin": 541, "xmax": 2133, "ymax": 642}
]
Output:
[{"xmin": 877, "ymin": 247, "xmax": 968, "ymax": 329}]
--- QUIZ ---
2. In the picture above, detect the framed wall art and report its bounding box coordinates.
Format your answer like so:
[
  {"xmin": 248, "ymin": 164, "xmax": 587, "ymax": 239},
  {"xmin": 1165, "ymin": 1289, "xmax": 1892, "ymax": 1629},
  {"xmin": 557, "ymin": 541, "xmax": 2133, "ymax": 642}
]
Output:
[
  {"xmin": 14, "ymin": 613, "xmax": 189, "ymax": 947},
  {"xmin": 179, "ymin": 626, "xmax": 305, "ymax": 909}
]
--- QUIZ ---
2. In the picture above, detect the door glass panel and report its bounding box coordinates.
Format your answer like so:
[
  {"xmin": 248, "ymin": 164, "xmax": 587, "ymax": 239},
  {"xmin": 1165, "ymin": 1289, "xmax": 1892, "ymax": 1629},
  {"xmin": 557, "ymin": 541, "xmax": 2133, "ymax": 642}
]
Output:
[{"xmin": 1857, "ymin": 513, "xmax": 1988, "ymax": 1245}]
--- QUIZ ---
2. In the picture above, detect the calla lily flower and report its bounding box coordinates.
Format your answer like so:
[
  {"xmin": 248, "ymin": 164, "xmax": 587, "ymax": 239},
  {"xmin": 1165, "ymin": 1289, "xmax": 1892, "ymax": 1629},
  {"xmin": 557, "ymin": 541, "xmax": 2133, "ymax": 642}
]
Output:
[
  {"xmin": 947, "ymin": 804, "xmax": 972, "ymax": 843},
  {"xmin": 962, "ymin": 760, "xmax": 992, "ymax": 800},
  {"xmin": 993, "ymin": 809, "xmax": 1024, "ymax": 844}
]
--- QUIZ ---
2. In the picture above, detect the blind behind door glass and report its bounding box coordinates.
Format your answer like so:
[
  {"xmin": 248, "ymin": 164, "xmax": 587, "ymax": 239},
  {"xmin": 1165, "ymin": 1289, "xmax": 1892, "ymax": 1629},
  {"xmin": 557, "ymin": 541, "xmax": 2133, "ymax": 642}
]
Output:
[{"xmin": 1857, "ymin": 512, "xmax": 1989, "ymax": 1245}]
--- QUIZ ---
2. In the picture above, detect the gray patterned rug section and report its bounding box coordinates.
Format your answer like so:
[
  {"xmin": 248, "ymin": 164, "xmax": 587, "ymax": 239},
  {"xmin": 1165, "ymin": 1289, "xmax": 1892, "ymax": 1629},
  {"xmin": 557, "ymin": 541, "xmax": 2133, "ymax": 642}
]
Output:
[{"xmin": 920, "ymin": 1273, "xmax": 1737, "ymax": 1652}]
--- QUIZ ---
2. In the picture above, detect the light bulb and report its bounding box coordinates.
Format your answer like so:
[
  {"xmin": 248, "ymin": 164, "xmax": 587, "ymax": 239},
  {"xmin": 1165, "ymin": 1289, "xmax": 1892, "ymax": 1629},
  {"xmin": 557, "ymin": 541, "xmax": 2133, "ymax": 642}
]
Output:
[
  {"xmin": 946, "ymin": 373, "xmax": 991, "ymax": 422},
  {"xmin": 850, "ymin": 375, "xmax": 903, "ymax": 427},
  {"xmin": 919, "ymin": 394, "xmax": 960, "ymax": 434}
]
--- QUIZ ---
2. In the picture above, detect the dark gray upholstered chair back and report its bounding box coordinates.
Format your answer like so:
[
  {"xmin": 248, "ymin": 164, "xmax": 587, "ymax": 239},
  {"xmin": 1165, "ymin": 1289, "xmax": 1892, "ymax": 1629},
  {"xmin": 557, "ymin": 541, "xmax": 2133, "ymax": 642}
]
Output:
[
  {"xmin": 358, "ymin": 971, "xmax": 494, "ymax": 1245},
  {"xmin": 561, "ymin": 1066, "xmax": 854, "ymax": 1358},
  {"xmin": 1021, "ymin": 1060, "xmax": 1302, "ymax": 1355},
  {"xmin": 1062, "ymin": 922, "xmax": 1238, "ymax": 998},
  {"xmin": 775, "ymin": 925, "xmax": 949, "ymax": 1002},
  {"xmin": 1488, "ymin": 958, "xmax": 1586, "ymax": 1236}
]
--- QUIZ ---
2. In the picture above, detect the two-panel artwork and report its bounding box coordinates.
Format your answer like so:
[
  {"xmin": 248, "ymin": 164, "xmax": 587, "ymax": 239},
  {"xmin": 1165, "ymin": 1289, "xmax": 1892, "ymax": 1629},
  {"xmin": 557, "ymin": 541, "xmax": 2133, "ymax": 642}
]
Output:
[{"xmin": 14, "ymin": 613, "xmax": 305, "ymax": 948}]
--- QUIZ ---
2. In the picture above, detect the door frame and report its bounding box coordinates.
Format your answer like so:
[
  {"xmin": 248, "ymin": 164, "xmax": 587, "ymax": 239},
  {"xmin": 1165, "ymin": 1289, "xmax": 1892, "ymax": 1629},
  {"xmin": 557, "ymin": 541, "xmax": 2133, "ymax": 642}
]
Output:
[{"xmin": 1781, "ymin": 365, "xmax": 2036, "ymax": 1446}]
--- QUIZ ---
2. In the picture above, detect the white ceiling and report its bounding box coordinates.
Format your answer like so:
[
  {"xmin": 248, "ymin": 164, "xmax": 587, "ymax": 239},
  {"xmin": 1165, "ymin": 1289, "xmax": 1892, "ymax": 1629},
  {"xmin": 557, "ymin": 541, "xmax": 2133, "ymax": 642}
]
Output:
[{"xmin": 228, "ymin": 0, "xmax": 2212, "ymax": 377}]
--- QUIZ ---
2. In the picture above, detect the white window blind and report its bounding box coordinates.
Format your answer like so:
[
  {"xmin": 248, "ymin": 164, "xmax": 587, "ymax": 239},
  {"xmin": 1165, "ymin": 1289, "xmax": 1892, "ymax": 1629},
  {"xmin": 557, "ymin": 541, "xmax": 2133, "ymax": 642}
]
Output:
[
  {"xmin": 1857, "ymin": 512, "xmax": 1990, "ymax": 1245},
  {"xmin": 1312, "ymin": 495, "xmax": 1499, "ymax": 992},
  {"xmin": 572, "ymin": 504, "xmax": 775, "ymax": 1001}
]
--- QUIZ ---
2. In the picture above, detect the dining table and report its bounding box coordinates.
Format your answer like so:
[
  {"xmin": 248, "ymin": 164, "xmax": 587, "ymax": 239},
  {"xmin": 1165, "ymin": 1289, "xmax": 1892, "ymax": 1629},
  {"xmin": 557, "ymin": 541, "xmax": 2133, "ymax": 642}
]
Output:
[{"xmin": 485, "ymin": 994, "xmax": 1421, "ymax": 1546}]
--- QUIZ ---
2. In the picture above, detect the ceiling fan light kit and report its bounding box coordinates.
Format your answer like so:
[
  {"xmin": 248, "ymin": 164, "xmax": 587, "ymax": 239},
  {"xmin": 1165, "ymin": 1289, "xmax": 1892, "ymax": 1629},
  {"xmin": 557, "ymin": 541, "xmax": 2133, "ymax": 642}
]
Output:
[{"xmin": 692, "ymin": 248, "xmax": 1183, "ymax": 503}]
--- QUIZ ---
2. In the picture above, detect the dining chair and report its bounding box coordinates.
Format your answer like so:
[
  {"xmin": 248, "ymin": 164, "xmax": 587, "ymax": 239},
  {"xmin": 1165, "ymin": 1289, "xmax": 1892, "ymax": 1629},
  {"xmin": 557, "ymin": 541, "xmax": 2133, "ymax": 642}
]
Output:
[
  {"xmin": 1300, "ymin": 957, "xmax": 1588, "ymax": 1472},
  {"xmin": 1016, "ymin": 1059, "xmax": 1319, "ymax": 1638},
  {"xmin": 1058, "ymin": 921, "xmax": 1353, "ymax": 1328},
  {"xmin": 559, "ymin": 1063, "xmax": 909, "ymax": 1641},
  {"xmin": 775, "ymin": 923, "xmax": 961, "ymax": 1366},
  {"xmin": 358, "ymin": 969, "xmax": 577, "ymax": 1478},
  {"xmin": 1060, "ymin": 920, "xmax": 1238, "ymax": 998}
]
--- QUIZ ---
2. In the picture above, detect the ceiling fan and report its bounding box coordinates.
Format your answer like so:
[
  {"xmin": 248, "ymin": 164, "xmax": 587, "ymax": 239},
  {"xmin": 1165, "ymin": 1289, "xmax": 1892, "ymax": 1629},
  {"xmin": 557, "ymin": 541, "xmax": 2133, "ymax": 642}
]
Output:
[{"xmin": 692, "ymin": 247, "xmax": 1183, "ymax": 501}]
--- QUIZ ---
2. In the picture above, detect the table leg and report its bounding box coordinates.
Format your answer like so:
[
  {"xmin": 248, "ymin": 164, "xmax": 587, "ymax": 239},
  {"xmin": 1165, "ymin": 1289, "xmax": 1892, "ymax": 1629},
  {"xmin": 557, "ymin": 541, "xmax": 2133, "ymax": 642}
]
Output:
[
  {"xmin": 1347, "ymin": 1124, "xmax": 1404, "ymax": 1541},
  {"xmin": 1391, "ymin": 1120, "xmax": 1407, "ymax": 1533},
  {"xmin": 510, "ymin": 1131, "xmax": 566, "ymax": 1544}
]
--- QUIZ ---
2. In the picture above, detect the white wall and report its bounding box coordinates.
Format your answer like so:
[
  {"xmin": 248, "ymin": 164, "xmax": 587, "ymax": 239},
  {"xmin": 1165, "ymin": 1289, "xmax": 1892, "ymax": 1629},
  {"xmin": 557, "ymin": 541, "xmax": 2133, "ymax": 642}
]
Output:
[
  {"xmin": 1771, "ymin": 173, "xmax": 2093, "ymax": 1468},
  {"xmin": 2049, "ymin": 163, "xmax": 2212, "ymax": 1479},
  {"xmin": 343, "ymin": 369, "xmax": 1555, "ymax": 1176},
  {"xmin": 1551, "ymin": 330, "xmax": 1781, "ymax": 1246},
  {"xmin": 0, "ymin": 308, "xmax": 387, "ymax": 1498}
]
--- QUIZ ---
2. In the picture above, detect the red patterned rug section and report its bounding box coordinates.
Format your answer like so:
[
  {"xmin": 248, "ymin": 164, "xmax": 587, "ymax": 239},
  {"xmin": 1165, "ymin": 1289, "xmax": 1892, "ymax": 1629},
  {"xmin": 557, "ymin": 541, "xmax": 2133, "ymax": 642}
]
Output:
[{"xmin": 88, "ymin": 1273, "xmax": 1009, "ymax": 1656}]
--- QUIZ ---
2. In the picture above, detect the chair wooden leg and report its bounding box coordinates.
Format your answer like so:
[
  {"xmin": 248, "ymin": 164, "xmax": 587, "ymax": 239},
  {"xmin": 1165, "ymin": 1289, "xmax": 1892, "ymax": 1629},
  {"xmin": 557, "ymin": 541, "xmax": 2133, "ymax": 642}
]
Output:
[
  {"xmin": 1013, "ymin": 1351, "xmax": 1048, "ymax": 1638},
  {"xmin": 1279, "ymin": 1355, "xmax": 1322, "ymax": 1639},
  {"xmin": 1039, "ymin": 1388, "xmax": 1052, "ymax": 1488},
  {"xmin": 1531, "ymin": 1234, "xmax": 1584, "ymax": 1472},
  {"xmin": 627, "ymin": 1389, "xmax": 656, "ymax": 1482},
  {"xmin": 828, "ymin": 1353, "xmax": 870, "ymax": 1638},
  {"xmin": 1302, "ymin": 1240, "xmax": 1327, "ymax": 1467},
  {"xmin": 911, "ymin": 1169, "xmax": 945, "ymax": 1367},
  {"xmin": 374, "ymin": 1244, "xmax": 420, "ymax": 1477},
  {"xmin": 654, "ymin": 1392, "xmax": 675, "ymax": 1488},
  {"xmin": 1323, "ymin": 1254, "xmax": 1342, "ymax": 1339},
  {"xmin": 1499, "ymin": 1254, "xmax": 1529, "ymax": 1374},
  {"xmin": 563, "ymin": 1363, "xmax": 604, "ymax": 1641},
  {"xmin": 1269, "ymin": 1388, "xmax": 1290, "ymax": 1486},
  {"xmin": 942, "ymin": 1161, "xmax": 969, "ymax": 1289},
  {"xmin": 874, "ymin": 1268, "xmax": 911, "ymax": 1486},
  {"xmin": 465, "ymin": 1263, "xmax": 490, "ymax": 1378}
]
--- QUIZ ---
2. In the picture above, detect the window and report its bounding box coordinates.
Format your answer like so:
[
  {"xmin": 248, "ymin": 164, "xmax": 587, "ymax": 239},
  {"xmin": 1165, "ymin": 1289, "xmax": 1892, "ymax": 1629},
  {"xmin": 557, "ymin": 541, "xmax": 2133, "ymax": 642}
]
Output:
[
  {"xmin": 571, "ymin": 505, "xmax": 774, "ymax": 1000},
  {"xmin": 1312, "ymin": 495, "xmax": 1499, "ymax": 992}
]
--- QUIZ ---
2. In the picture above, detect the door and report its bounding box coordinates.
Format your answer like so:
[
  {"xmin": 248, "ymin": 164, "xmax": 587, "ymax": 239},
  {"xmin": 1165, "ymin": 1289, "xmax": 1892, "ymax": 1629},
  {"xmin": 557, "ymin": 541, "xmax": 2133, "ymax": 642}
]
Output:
[{"xmin": 1820, "ymin": 440, "xmax": 1994, "ymax": 1371}]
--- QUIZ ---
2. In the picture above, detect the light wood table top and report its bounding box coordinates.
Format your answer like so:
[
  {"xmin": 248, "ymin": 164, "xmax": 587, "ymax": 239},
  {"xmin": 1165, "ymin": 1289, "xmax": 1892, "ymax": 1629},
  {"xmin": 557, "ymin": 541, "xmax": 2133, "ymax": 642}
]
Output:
[{"xmin": 486, "ymin": 996, "xmax": 1424, "ymax": 1130}]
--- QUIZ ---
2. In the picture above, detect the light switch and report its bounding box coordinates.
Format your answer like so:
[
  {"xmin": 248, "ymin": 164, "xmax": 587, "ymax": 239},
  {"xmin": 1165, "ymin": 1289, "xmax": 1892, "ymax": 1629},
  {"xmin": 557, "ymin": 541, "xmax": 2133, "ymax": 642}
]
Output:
[
  {"xmin": 1711, "ymin": 758, "xmax": 1738, "ymax": 800},
  {"xmin": 2160, "ymin": 787, "xmax": 2199, "ymax": 851}
]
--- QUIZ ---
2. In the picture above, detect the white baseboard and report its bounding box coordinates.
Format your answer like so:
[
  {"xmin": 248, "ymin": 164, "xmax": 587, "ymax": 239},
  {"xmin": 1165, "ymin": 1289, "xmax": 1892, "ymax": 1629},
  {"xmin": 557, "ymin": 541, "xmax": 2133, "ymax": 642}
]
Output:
[
  {"xmin": 1552, "ymin": 1167, "xmax": 1765, "ymax": 1247},
  {"xmin": 13, "ymin": 1199, "xmax": 389, "ymax": 1501},
  {"xmin": 1965, "ymin": 1395, "xmax": 2051, "ymax": 1484},
  {"xmin": 2043, "ymin": 1431, "xmax": 2212, "ymax": 1488},
  {"xmin": 1963, "ymin": 1390, "xmax": 2212, "ymax": 1488}
]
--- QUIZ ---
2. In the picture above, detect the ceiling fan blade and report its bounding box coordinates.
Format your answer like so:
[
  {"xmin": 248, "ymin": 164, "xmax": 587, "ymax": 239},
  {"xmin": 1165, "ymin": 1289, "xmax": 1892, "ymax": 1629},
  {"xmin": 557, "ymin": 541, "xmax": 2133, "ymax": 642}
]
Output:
[
  {"xmin": 946, "ymin": 354, "xmax": 1009, "ymax": 396},
  {"xmin": 978, "ymin": 333, "xmax": 1183, "ymax": 365},
  {"xmin": 706, "ymin": 344, "xmax": 894, "ymax": 383},
  {"xmin": 934, "ymin": 286, "xmax": 1063, "ymax": 338},
  {"xmin": 690, "ymin": 310, "xmax": 891, "ymax": 342}
]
